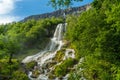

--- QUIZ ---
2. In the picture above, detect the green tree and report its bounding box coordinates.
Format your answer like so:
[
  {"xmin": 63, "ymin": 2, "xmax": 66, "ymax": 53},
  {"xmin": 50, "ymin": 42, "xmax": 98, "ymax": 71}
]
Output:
[
  {"xmin": 65, "ymin": 0, "xmax": 120, "ymax": 79},
  {"xmin": 49, "ymin": 0, "xmax": 83, "ymax": 9}
]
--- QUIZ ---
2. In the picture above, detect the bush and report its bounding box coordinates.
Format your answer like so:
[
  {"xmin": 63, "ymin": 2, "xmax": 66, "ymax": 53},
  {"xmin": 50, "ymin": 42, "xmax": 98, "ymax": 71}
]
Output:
[
  {"xmin": 11, "ymin": 71, "xmax": 28, "ymax": 80},
  {"xmin": 26, "ymin": 61, "xmax": 37, "ymax": 70},
  {"xmin": 54, "ymin": 58, "xmax": 77, "ymax": 77}
]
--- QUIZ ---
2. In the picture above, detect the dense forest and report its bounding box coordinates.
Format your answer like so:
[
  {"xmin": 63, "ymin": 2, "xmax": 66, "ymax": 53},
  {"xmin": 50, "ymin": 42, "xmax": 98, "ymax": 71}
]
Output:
[
  {"xmin": 0, "ymin": 17, "xmax": 63, "ymax": 79},
  {"xmin": 0, "ymin": 0, "xmax": 120, "ymax": 80},
  {"xmin": 66, "ymin": 0, "xmax": 120, "ymax": 79}
]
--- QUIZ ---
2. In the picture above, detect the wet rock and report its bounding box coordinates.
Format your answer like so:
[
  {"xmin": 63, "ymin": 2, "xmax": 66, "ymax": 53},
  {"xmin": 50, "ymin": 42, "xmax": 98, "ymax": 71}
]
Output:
[
  {"xmin": 31, "ymin": 70, "xmax": 40, "ymax": 78},
  {"xmin": 46, "ymin": 61, "xmax": 57, "ymax": 68},
  {"xmin": 48, "ymin": 73, "xmax": 56, "ymax": 79}
]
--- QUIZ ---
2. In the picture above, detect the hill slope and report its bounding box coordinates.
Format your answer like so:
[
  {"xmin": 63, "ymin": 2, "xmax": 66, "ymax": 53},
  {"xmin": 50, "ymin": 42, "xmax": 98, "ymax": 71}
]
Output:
[{"xmin": 22, "ymin": 4, "xmax": 90, "ymax": 22}]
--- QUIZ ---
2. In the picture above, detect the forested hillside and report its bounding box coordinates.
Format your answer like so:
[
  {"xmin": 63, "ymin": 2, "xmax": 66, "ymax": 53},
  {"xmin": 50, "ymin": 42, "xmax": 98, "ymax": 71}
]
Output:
[
  {"xmin": 0, "ymin": 0, "xmax": 120, "ymax": 80},
  {"xmin": 0, "ymin": 17, "xmax": 63, "ymax": 79},
  {"xmin": 66, "ymin": 0, "xmax": 120, "ymax": 79}
]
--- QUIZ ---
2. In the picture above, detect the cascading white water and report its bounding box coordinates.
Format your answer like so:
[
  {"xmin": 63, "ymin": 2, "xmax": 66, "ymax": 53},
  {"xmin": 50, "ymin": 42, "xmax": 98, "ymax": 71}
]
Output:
[
  {"xmin": 49, "ymin": 24, "xmax": 64, "ymax": 51},
  {"xmin": 22, "ymin": 23, "xmax": 67, "ymax": 80},
  {"xmin": 63, "ymin": 49, "xmax": 75, "ymax": 60},
  {"xmin": 22, "ymin": 24, "xmax": 65, "ymax": 63}
]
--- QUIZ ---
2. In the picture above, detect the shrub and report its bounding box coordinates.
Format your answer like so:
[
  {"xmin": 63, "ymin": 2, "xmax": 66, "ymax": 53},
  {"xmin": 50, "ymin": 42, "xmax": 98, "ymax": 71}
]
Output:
[
  {"xmin": 26, "ymin": 61, "xmax": 37, "ymax": 70},
  {"xmin": 54, "ymin": 58, "xmax": 77, "ymax": 77}
]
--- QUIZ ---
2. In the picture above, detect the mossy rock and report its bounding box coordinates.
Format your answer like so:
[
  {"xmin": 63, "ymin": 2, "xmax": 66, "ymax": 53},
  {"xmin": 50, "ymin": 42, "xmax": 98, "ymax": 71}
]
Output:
[
  {"xmin": 46, "ymin": 61, "xmax": 57, "ymax": 68},
  {"xmin": 26, "ymin": 61, "xmax": 37, "ymax": 70},
  {"xmin": 31, "ymin": 70, "xmax": 40, "ymax": 78},
  {"xmin": 53, "ymin": 58, "xmax": 78, "ymax": 77},
  {"xmin": 62, "ymin": 40, "xmax": 71, "ymax": 48},
  {"xmin": 53, "ymin": 49, "xmax": 65, "ymax": 63},
  {"xmin": 48, "ymin": 73, "xmax": 56, "ymax": 79}
]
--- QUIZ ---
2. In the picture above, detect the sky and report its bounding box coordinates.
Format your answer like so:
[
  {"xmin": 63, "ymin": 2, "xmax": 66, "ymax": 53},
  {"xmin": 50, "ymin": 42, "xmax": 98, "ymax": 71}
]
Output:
[{"xmin": 0, "ymin": 0, "xmax": 93, "ymax": 24}]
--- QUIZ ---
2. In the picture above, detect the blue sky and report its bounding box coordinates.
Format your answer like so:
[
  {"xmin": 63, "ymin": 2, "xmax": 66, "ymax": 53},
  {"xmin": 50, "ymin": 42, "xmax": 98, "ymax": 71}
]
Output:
[{"xmin": 0, "ymin": 0, "xmax": 93, "ymax": 24}]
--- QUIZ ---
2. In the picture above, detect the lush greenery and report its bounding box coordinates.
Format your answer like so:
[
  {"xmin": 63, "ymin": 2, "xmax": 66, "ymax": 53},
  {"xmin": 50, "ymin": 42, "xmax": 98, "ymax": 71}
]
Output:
[
  {"xmin": 53, "ymin": 49, "xmax": 65, "ymax": 62},
  {"xmin": 54, "ymin": 58, "xmax": 77, "ymax": 77},
  {"xmin": 0, "ymin": 58, "xmax": 28, "ymax": 80},
  {"xmin": 1, "ymin": 0, "xmax": 120, "ymax": 79},
  {"xmin": 0, "ymin": 17, "xmax": 63, "ymax": 79},
  {"xmin": 66, "ymin": 0, "xmax": 120, "ymax": 80}
]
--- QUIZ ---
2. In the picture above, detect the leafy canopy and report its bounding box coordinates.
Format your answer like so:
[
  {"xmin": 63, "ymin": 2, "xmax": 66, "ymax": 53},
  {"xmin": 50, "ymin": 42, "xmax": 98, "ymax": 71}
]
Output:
[{"xmin": 49, "ymin": 0, "xmax": 83, "ymax": 9}]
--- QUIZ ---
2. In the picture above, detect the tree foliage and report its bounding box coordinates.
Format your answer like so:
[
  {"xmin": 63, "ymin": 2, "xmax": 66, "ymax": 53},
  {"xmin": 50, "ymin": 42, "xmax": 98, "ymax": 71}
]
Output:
[
  {"xmin": 49, "ymin": 0, "xmax": 83, "ymax": 9},
  {"xmin": 1, "ymin": 0, "xmax": 120, "ymax": 79},
  {"xmin": 66, "ymin": 0, "xmax": 120, "ymax": 79},
  {"xmin": 0, "ymin": 17, "xmax": 63, "ymax": 79}
]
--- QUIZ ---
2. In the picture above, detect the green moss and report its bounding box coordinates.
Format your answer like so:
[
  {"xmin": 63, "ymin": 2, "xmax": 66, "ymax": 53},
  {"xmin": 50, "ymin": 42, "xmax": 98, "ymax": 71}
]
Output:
[
  {"xmin": 46, "ymin": 61, "xmax": 57, "ymax": 68},
  {"xmin": 11, "ymin": 71, "xmax": 29, "ymax": 80},
  {"xmin": 53, "ymin": 51, "xmax": 65, "ymax": 62},
  {"xmin": 53, "ymin": 49, "xmax": 65, "ymax": 63},
  {"xmin": 26, "ymin": 61, "xmax": 37, "ymax": 70},
  {"xmin": 32, "ymin": 70, "xmax": 40, "ymax": 78},
  {"xmin": 54, "ymin": 58, "xmax": 77, "ymax": 77}
]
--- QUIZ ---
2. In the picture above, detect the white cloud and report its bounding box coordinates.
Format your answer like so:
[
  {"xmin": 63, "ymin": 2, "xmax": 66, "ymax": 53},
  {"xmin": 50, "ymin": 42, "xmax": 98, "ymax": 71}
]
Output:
[
  {"xmin": 0, "ymin": 0, "xmax": 22, "ymax": 14},
  {"xmin": 0, "ymin": 0, "xmax": 14, "ymax": 14},
  {"xmin": 0, "ymin": 0, "xmax": 22, "ymax": 24},
  {"xmin": 0, "ymin": 16, "xmax": 20, "ymax": 24}
]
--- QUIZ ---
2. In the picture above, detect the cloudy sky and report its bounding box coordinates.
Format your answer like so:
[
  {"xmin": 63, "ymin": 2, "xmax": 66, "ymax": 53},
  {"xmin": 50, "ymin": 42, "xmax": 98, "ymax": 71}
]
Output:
[{"xmin": 0, "ymin": 0, "xmax": 93, "ymax": 24}]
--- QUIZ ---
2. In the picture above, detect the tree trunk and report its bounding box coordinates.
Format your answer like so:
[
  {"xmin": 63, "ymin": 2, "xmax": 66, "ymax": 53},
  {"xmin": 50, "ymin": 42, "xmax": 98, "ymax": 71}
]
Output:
[{"xmin": 9, "ymin": 53, "xmax": 13, "ymax": 64}]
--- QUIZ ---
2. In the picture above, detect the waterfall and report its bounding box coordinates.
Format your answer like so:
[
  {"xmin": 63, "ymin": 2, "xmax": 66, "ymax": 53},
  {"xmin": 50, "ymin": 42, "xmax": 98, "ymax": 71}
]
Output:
[
  {"xmin": 22, "ymin": 23, "xmax": 67, "ymax": 80},
  {"xmin": 48, "ymin": 24, "xmax": 64, "ymax": 51}
]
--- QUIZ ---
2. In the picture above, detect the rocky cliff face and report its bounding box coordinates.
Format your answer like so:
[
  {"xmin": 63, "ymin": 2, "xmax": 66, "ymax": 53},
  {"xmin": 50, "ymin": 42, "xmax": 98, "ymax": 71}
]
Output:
[{"xmin": 22, "ymin": 4, "xmax": 90, "ymax": 22}]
